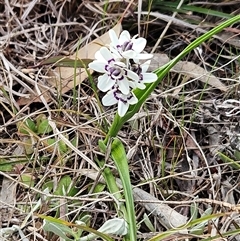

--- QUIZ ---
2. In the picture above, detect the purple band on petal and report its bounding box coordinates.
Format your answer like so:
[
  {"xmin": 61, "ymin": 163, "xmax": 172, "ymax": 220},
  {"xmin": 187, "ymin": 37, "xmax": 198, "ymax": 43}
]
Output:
[
  {"xmin": 122, "ymin": 41, "xmax": 133, "ymax": 51},
  {"xmin": 118, "ymin": 75, "xmax": 124, "ymax": 81},
  {"xmin": 108, "ymin": 58, "xmax": 115, "ymax": 64},
  {"xmin": 113, "ymin": 91, "xmax": 127, "ymax": 104},
  {"xmin": 127, "ymin": 95, "xmax": 133, "ymax": 101}
]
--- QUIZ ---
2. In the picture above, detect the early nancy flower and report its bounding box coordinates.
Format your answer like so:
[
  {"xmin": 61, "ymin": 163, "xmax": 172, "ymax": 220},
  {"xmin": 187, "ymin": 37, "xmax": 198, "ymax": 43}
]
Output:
[
  {"xmin": 102, "ymin": 86, "xmax": 138, "ymax": 117},
  {"xmin": 88, "ymin": 47, "xmax": 139, "ymax": 95},
  {"xmin": 129, "ymin": 60, "xmax": 157, "ymax": 90},
  {"xmin": 109, "ymin": 29, "xmax": 153, "ymax": 61}
]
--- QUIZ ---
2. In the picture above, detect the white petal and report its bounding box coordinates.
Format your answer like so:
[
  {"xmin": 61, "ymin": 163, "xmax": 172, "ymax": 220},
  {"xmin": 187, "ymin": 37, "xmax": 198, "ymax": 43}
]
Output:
[
  {"xmin": 133, "ymin": 58, "xmax": 140, "ymax": 64},
  {"xmin": 109, "ymin": 29, "xmax": 119, "ymax": 46},
  {"xmin": 126, "ymin": 69, "xmax": 139, "ymax": 82},
  {"xmin": 136, "ymin": 82, "xmax": 146, "ymax": 89},
  {"xmin": 141, "ymin": 60, "xmax": 151, "ymax": 72},
  {"xmin": 142, "ymin": 73, "xmax": 157, "ymax": 83},
  {"xmin": 122, "ymin": 50, "xmax": 138, "ymax": 59},
  {"xmin": 102, "ymin": 91, "xmax": 118, "ymax": 106},
  {"xmin": 114, "ymin": 61, "xmax": 126, "ymax": 68},
  {"xmin": 99, "ymin": 47, "xmax": 115, "ymax": 62},
  {"xmin": 118, "ymin": 100, "xmax": 129, "ymax": 117},
  {"xmin": 118, "ymin": 77, "xmax": 129, "ymax": 95},
  {"xmin": 98, "ymin": 75, "xmax": 115, "ymax": 92},
  {"xmin": 95, "ymin": 50, "xmax": 105, "ymax": 61},
  {"xmin": 119, "ymin": 30, "xmax": 130, "ymax": 44},
  {"xmin": 128, "ymin": 93, "xmax": 138, "ymax": 105},
  {"xmin": 88, "ymin": 61, "xmax": 106, "ymax": 73},
  {"xmin": 109, "ymin": 45, "xmax": 122, "ymax": 58},
  {"xmin": 129, "ymin": 81, "xmax": 137, "ymax": 89},
  {"xmin": 132, "ymin": 38, "xmax": 146, "ymax": 52},
  {"xmin": 132, "ymin": 34, "xmax": 138, "ymax": 40}
]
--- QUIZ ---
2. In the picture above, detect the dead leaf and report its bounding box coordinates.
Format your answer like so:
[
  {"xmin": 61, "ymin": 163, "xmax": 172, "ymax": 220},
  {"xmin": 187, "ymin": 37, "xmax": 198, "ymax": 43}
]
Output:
[
  {"xmin": 207, "ymin": 125, "xmax": 222, "ymax": 155},
  {"xmin": 0, "ymin": 178, "xmax": 17, "ymax": 227},
  {"xmin": 132, "ymin": 186, "xmax": 188, "ymax": 231},
  {"xmin": 18, "ymin": 23, "xmax": 122, "ymax": 105},
  {"xmin": 149, "ymin": 53, "xmax": 227, "ymax": 92},
  {"xmin": 176, "ymin": 61, "xmax": 227, "ymax": 92},
  {"xmin": 218, "ymin": 29, "xmax": 240, "ymax": 48}
]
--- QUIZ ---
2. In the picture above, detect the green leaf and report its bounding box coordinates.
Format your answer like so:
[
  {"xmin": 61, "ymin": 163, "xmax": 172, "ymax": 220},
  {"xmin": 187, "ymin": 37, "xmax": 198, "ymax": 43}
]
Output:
[
  {"xmin": 149, "ymin": 212, "xmax": 229, "ymax": 241},
  {"xmin": 40, "ymin": 56, "xmax": 93, "ymax": 68},
  {"xmin": 97, "ymin": 158, "xmax": 125, "ymax": 210},
  {"xmin": 20, "ymin": 174, "xmax": 35, "ymax": 188},
  {"xmin": 58, "ymin": 139, "xmax": 68, "ymax": 153},
  {"xmin": 110, "ymin": 138, "xmax": 136, "ymax": 241},
  {"xmin": 0, "ymin": 159, "xmax": 13, "ymax": 171},
  {"xmin": 68, "ymin": 184, "xmax": 78, "ymax": 197},
  {"xmin": 54, "ymin": 175, "xmax": 71, "ymax": 195},
  {"xmin": 0, "ymin": 158, "xmax": 29, "ymax": 172},
  {"xmin": 154, "ymin": 1, "xmax": 234, "ymax": 19},
  {"xmin": 71, "ymin": 136, "xmax": 78, "ymax": 147},
  {"xmin": 218, "ymin": 152, "xmax": 240, "ymax": 170},
  {"xmin": 190, "ymin": 207, "xmax": 212, "ymax": 235},
  {"xmin": 18, "ymin": 118, "xmax": 37, "ymax": 135},
  {"xmin": 54, "ymin": 175, "xmax": 77, "ymax": 196},
  {"xmin": 200, "ymin": 227, "xmax": 240, "ymax": 241},
  {"xmin": 92, "ymin": 183, "xmax": 105, "ymax": 193},
  {"xmin": 98, "ymin": 140, "xmax": 107, "ymax": 153},
  {"xmin": 98, "ymin": 218, "xmax": 128, "ymax": 235},
  {"xmin": 46, "ymin": 138, "xmax": 68, "ymax": 154},
  {"xmin": 78, "ymin": 218, "xmax": 127, "ymax": 241},
  {"xmin": 75, "ymin": 215, "xmax": 91, "ymax": 238},
  {"xmin": 43, "ymin": 219, "xmax": 75, "ymax": 241},
  {"xmin": 143, "ymin": 213, "xmax": 155, "ymax": 232},
  {"xmin": 46, "ymin": 138, "xmax": 55, "ymax": 148},
  {"xmin": 78, "ymin": 215, "xmax": 92, "ymax": 225},
  {"xmin": 42, "ymin": 180, "xmax": 53, "ymax": 192},
  {"xmin": 190, "ymin": 202, "xmax": 199, "ymax": 221},
  {"xmin": 37, "ymin": 119, "xmax": 53, "ymax": 134},
  {"xmin": 39, "ymin": 215, "xmax": 114, "ymax": 241}
]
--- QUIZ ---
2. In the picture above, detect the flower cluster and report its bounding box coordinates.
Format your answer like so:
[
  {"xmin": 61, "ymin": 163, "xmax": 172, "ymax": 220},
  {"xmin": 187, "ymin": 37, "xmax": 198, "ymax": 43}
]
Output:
[{"xmin": 89, "ymin": 30, "xmax": 157, "ymax": 117}]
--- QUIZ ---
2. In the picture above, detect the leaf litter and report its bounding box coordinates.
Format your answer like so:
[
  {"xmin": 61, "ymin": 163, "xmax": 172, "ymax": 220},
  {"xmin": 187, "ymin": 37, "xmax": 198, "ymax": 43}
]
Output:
[{"xmin": 0, "ymin": 1, "xmax": 240, "ymax": 240}]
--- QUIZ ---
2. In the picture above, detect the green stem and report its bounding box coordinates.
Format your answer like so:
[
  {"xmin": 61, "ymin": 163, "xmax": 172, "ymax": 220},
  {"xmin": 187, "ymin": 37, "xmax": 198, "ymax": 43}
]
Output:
[
  {"xmin": 110, "ymin": 138, "xmax": 136, "ymax": 241},
  {"xmin": 97, "ymin": 143, "xmax": 130, "ymax": 241}
]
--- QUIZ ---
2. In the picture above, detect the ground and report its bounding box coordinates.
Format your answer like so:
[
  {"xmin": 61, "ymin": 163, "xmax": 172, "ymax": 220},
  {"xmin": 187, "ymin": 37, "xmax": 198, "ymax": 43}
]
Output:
[{"xmin": 0, "ymin": 1, "xmax": 240, "ymax": 241}]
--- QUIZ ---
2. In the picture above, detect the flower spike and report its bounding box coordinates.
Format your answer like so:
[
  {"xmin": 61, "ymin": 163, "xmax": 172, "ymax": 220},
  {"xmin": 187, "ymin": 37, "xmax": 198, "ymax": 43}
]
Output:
[{"xmin": 89, "ymin": 29, "xmax": 157, "ymax": 117}]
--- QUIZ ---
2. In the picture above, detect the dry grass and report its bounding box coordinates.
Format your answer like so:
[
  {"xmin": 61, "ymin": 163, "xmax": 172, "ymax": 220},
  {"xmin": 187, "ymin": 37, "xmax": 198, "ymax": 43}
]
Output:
[{"xmin": 0, "ymin": 0, "xmax": 240, "ymax": 240}]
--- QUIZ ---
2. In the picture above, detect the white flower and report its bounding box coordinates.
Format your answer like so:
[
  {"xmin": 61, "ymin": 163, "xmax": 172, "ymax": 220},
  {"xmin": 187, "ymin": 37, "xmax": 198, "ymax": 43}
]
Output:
[
  {"xmin": 88, "ymin": 47, "xmax": 139, "ymax": 95},
  {"xmin": 129, "ymin": 60, "xmax": 157, "ymax": 89},
  {"xmin": 102, "ymin": 86, "xmax": 138, "ymax": 117},
  {"xmin": 88, "ymin": 29, "xmax": 158, "ymax": 117},
  {"xmin": 109, "ymin": 30, "xmax": 153, "ymax": 61}
]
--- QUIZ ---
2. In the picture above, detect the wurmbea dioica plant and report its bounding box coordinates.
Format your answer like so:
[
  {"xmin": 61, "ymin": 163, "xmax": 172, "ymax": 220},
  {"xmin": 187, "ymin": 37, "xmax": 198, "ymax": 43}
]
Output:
[
  {"xmin": 88, "ymin": 29, "xmax": 158, "ymax": 241},
  {"xmin": 89, "ymin": 30, "xmax": 157, "ymax": 117}
]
